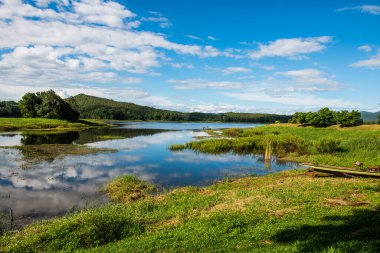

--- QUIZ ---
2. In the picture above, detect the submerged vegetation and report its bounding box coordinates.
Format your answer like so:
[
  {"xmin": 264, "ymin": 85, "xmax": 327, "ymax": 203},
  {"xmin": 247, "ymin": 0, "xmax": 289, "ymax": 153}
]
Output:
[
  {"xmin": 1, "ymin": 171, "xmax": 379, "ymax": 252},
  {"xmin": 170, "ymin": 124, "xmax": 380, "ymax": 168}
]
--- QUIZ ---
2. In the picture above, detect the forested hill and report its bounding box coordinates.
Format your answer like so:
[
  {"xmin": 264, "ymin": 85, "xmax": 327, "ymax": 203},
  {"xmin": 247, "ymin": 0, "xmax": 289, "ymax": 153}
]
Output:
[
  {"xmin": 65, "ymin": 94, "xmax": 291, "ymax": 123},
  {"xmin": 360, "ymin": 111, "xmax": 380, "ymax": 123}
]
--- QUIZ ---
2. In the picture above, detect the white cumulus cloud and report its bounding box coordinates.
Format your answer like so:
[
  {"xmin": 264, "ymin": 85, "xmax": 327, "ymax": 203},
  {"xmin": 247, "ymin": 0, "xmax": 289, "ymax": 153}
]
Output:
[
  {"xmin": 277, "ymin": 68, "xmax": 337, "ymax": 86},
  {"xmin": 249, "ymin": 36, "xmax": 332, "ymax": 59}
]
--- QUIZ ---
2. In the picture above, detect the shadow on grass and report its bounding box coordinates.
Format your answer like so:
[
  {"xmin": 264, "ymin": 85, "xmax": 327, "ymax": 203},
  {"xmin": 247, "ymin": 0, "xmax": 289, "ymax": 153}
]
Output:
[{"xmin": 272, "ymin": 206, "xmax": 380, "ymax": 252}]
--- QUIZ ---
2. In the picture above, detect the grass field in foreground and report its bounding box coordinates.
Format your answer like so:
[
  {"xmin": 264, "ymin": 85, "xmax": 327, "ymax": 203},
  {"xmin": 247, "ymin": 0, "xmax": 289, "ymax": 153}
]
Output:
[
  {"xmin": 171, "ymin": 124, "xmax": 380, "ymax": 168},
  {"xmin": 1, "ymin": 170, "xmax": 379, "ymax": 252},
  {"xmin": 0, "ymin": 118, "xmax": 109, "ymax": 131}
]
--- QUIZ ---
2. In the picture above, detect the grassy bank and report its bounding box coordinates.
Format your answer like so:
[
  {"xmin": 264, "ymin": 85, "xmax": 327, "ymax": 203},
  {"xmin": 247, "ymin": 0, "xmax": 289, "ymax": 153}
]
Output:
[
  {"xmin": 1, "ymin": 171, "xmax": 379, "ymax": 252},
  {"xmin": 171, "ymin": 124, "xmax": 380, "ymax": 168},
  {"xmin": 0, "ymin": 118, "xmax": 109, "ymax": 131}
]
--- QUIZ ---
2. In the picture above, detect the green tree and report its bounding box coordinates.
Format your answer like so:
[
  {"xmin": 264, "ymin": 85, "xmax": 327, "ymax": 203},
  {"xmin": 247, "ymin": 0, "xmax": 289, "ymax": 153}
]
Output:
[
  {"xmin": 35, "ymin": 90, "xmax": 79, "ymax": 121},
  {"xmin": 335, "ymin": 110, "xmax": 362, "ymax": 127},
  {"xmin": 313, "ymin": 108, "xmax": 335, "ymax": 127},
  {"xmin": 290, "ymin": 112, "xmax": 307, "ymax": 124},
  {"xmin": 0, "ymin": 101, "xmax": 21, "ymax": 117},
  {"xmin": 19, "ymin": 92, "xmax": 41, "ymax": 118},
  {"xmin": 19, "ymin": 90, "xmax": 79, "ymax": 121}
]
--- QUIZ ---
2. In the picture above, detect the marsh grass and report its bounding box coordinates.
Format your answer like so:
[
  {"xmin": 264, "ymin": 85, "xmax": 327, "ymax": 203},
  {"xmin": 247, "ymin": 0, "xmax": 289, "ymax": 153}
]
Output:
[
  {"xmin": 171, "ymin": 124, "xmax": 380, "ymax": 168},
  {"xmin": 0, "ymin": 118, "xmax": 109, "ymax": 131},
  {"xmin": 1, "ymin": 170, "xmax": 379, "ymax": 252}
]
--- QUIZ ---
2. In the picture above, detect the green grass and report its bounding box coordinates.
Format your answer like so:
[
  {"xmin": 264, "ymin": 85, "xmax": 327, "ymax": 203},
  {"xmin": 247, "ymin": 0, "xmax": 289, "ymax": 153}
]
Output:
[
  {"xmin": 1, "ymin": 171, "xmax": 379, "ymax": 252},
  {"xmin": 171, "ymin": 124, "xmax": 380, "ymax": 168},
  {"xmin": 0, "ymin": 118, "xmax": 109, "ymax": 131}
]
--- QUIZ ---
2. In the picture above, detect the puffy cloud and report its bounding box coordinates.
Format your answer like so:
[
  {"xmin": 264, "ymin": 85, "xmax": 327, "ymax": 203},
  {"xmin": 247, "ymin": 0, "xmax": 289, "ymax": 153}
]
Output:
[
  {"xmin": 336, "ymin": 5, "xmax": 380, "ymax": 15},
  {"xmin": 0, "ymin": 0, "xmax": 225, "ymax": 94},
  {"xmin": 277, "ymin": 68, "xmax": 337, "ymax": 86},
  {"xmin": 73, "ymin": 0, "xmax": 135, "ymax": 27},
  {"xmin": 249, "ymin": 36, "xmax": 332, "ymax": 59}
]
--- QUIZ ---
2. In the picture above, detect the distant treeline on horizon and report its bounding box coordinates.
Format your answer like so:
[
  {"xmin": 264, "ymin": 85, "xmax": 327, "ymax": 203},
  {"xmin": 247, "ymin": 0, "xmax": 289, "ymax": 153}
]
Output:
[
  {"xmin": 0, "ymin": 92, "xmax": 291, "ymax": 123},
  {"xmin": 1, "ymin": 91, "xmax": 379, "ymax": 124}
]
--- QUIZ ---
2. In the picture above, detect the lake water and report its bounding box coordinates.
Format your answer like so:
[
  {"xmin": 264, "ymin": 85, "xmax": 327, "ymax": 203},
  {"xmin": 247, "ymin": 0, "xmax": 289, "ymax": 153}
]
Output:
[{"xmin": 0, "ymin": 122, "xmax": 299, "ymax": 228}]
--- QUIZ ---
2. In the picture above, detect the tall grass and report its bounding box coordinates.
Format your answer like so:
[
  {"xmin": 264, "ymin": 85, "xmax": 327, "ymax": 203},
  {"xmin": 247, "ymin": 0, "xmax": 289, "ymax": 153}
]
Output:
[{"xmin": 171, "ymin": 125, "xmax": 380, "ymax": 167}]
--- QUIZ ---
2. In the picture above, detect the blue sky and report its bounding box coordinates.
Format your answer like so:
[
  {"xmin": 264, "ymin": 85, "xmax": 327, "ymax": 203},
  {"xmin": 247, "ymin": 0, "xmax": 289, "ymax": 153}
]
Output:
[{"xmin": 0, "ymin": 0, "xmax": 379, "ymax": 114}]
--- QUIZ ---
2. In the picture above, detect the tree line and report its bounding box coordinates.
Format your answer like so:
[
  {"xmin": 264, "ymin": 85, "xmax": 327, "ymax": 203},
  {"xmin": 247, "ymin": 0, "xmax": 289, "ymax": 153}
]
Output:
[
  {"xmin": 0, "ymin": 101, "xmax": 21, "ymax": 117},
  {"xmin": 2, "ymin": 91, "xmax": 375, "ymax": 125},
  {"xmin": 289, "ymin": 108, "xmax": 363, "ymax": 127},
  {"xmin": 65, "ymin": 93, "xmax": 292, "ymax": 123}
]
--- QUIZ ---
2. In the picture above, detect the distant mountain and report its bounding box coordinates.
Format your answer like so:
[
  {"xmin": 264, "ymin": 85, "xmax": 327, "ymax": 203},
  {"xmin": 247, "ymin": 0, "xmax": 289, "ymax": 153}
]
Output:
[
  {"xmin": 65, "ymin": 94, "xmax": 291, "ymax": 123},
  {"xmin": 361, "ymin": 111, "xmax": 380, "ymax": 123}
]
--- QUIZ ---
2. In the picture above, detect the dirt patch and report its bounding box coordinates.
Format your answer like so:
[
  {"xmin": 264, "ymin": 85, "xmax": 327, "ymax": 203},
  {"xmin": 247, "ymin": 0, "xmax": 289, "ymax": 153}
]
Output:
[
  {"xmin": 350, "ymin": 193, "xmax": 367, "ymax": 199},
  {"xmin": 324, "ymin": 198, "xmax": 369, "ymax": 207},
  {"xmin": 270, "ymin": 207, "xmax": 300, "ymax": 217},
  {"xmin": 153, "ymin": 216, "xmax": 182, "ymax": 229},
  {"xmin": 259, "ymin": 240, "xmax": 274, "ymax": 245}
]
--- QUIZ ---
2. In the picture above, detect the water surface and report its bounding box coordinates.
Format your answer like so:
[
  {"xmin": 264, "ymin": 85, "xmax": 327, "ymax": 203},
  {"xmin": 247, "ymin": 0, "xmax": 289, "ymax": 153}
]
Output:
[{"xmin": 0, "ymin": 122, "xmax": 298, "ymax": 228}]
